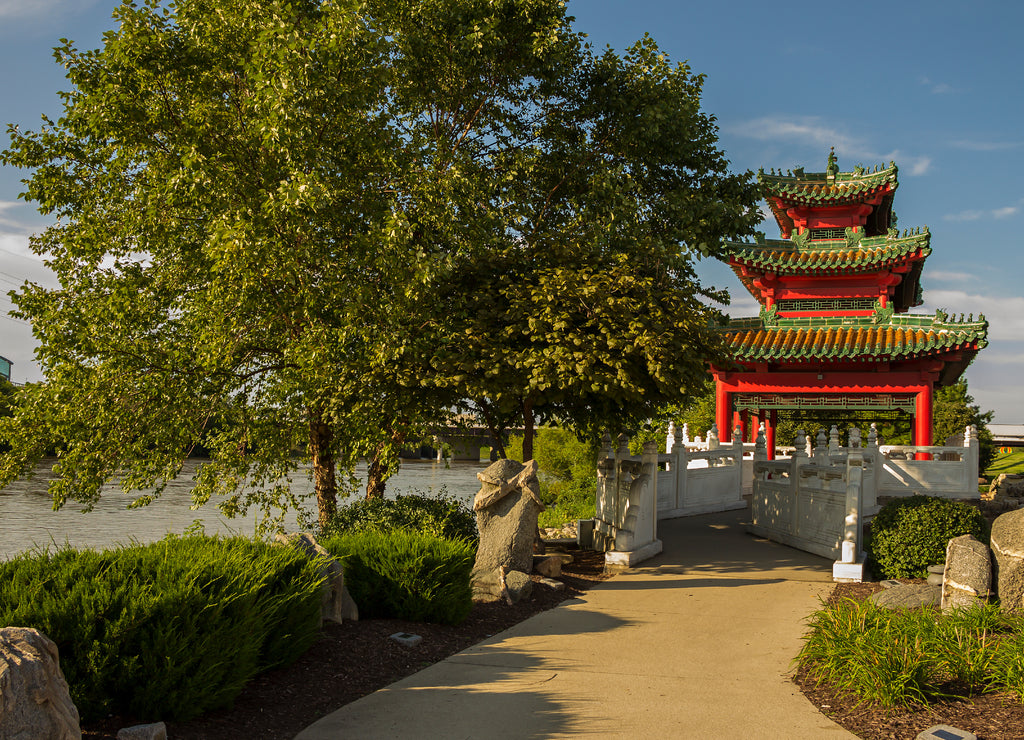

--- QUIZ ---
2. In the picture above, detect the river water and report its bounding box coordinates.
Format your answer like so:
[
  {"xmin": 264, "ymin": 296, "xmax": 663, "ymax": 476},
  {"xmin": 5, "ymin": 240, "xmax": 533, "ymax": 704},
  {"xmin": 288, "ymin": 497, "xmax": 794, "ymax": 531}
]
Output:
[{"xmin": 0, "ymin": 458, "xmax": 488, "ymax": 560}]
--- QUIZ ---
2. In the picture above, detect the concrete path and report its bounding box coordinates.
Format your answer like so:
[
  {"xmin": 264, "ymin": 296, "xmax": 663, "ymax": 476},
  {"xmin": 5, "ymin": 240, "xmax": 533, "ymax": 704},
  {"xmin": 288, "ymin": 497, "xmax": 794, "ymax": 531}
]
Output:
[{"xmin": 296, "ymin": 508, "xmax": 856, "ymax": 739}]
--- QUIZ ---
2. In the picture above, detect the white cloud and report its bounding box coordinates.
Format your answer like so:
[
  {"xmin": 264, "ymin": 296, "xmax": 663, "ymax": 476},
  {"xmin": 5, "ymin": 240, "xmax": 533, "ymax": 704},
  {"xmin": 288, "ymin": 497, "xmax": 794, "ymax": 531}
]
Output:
[
  {"xmin": 943, "ymin": 198, "xmax": 1022, "ymax": 222},
  {"xmin": 927, "ymin": 270, "xmax": 981, "ymax": 284},
  {"xmin": 921, "ymin": 77, "xmax": 960, "ymax": 95},
  {"xmin": 728, "ymin": 116, "xmax": 931, "ymax": 176}
]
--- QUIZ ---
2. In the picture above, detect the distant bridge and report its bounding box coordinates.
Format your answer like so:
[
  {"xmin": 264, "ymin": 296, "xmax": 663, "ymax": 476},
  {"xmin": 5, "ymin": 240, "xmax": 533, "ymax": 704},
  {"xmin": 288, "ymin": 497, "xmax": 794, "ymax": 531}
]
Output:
[{"xmin": 400, "ymin": 426, "xmax": 525, "ymax": 462}]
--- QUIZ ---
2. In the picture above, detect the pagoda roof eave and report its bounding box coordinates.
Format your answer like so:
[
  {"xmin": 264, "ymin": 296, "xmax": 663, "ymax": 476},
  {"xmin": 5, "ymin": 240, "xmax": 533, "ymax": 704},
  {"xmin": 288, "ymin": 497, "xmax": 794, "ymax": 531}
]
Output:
[{"xmin": 718, "ymin": 311, "xmax": 988, "ymax": 387}]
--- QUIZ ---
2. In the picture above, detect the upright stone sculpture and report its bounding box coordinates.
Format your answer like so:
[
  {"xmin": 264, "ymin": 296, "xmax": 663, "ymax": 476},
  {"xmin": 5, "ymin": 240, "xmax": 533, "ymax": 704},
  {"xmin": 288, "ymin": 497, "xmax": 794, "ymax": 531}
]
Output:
[
  {"xmin": 991, "ymin": 508, "xmax": 1024, "ymax": 611},
  {"xmin": 471, "ymin": 458, "xmax": 545, "ymax": 603},
  {"xmin": 941, "ymin": 535, "xmax": 992, "ymax": 612},
  {"xmin": 0, "ymin": 627, "xmax": 81, "ymax": 740},
  {"xmin": 274, "ymin": 532, "xmax": 359, "ymax": 624}
]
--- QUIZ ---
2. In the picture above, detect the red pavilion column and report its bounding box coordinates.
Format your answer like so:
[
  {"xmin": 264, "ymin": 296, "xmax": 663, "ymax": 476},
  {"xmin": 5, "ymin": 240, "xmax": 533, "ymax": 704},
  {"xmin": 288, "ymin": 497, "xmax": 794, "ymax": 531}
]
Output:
[
  {"xmin": 914, "ymin": 386, "xmax": 933, "ymax": 460},
  {"xmin": 738, "ymin": 410, "xmax": 749, "ymax": 445},
  {"xmin": 715, "ymin": 383, "xmax": 731, "ymax": 442},
  {"xmin": 767, "ymin": 410, "xmax": 777, "ymax": 460}
]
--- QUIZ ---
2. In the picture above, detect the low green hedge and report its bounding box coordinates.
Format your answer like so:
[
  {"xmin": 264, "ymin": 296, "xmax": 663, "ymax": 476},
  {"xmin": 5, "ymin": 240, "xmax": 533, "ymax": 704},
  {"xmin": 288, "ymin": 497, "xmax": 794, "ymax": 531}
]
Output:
[
  {"xmin": 0, "ymin": 536, "xmax": 323, "ymax": 722},
  {"xmin": 321, "ymin": 491, "xmax": 477, "ymax": 543},
  {"xmin": 322, "ymin": 530, "xmax": 474, "ymax": 625},
  {"xmin": 867, "ymin": 494, "xmax": 989, "ymax": 579}
]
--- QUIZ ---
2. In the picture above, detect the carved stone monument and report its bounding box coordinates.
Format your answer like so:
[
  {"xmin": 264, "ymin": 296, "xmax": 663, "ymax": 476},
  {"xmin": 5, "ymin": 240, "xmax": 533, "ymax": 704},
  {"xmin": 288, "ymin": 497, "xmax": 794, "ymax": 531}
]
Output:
[{"xmin": 471, "ymin": 458, "xmax": 545, "ymax": 604}]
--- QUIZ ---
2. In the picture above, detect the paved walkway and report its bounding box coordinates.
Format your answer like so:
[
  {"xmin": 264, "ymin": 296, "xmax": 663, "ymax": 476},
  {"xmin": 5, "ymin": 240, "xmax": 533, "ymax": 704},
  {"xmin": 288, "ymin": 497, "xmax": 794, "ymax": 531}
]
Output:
[{"xmin": 296, "ymin": 508, "xmax": 856, "ymax": 739}]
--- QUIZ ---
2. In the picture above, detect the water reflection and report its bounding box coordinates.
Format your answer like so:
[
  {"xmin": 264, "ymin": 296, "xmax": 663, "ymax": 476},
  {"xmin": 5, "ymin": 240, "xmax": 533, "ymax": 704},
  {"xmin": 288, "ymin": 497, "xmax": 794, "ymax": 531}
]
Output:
[{"xmin": 0, "ymin": 458, "xmax": 488, "ymax": 560}]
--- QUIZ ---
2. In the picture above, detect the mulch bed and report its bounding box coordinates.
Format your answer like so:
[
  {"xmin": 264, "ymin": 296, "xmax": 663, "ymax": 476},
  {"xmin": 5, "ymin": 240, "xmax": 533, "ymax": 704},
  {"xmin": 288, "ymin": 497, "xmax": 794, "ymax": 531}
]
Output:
[
  {"xmin": 81, "ymin": 548, "xmax": 611, "ymax": 740},
  {"xmin": 796, "ymin": 580, "xmax": 1024, "ymax": 740}
]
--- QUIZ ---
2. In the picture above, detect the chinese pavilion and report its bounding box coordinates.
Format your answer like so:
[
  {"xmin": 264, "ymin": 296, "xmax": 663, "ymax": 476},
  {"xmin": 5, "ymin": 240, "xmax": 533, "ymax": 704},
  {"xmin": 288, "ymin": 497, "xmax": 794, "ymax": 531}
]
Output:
[{"xmin": 712, "ymin": 151, "xmax": 988, "ymax": 458}]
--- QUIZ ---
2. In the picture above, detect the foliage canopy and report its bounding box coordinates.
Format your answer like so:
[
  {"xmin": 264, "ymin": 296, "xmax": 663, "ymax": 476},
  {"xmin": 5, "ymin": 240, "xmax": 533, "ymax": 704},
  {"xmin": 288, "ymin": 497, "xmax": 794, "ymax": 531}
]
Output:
[{"xmin": 0, "ymin": 0, "xmax": 758, "ymax": 525}]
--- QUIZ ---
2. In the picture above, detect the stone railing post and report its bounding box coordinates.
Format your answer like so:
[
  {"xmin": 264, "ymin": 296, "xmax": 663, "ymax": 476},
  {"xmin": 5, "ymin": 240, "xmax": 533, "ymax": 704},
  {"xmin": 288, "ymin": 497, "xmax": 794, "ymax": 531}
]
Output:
[
  {"xmin": 681, "ymin": 423, "xmax": 691, "ymax": 445},
  {"xmin": 707, "ymin": 423, "xmax": 720, "ymax": 452},
  {"xmin": 666, "ymin": 422, "xmax": 677, "ymax": 454},
  {"xmin": 814, "ymin": 429, "xmax": 828, "ymax": 463},
  {"xmin": 829, "ymin": 424, "xmax": 840, "ymax": 454},
  {"xmin": 964, "ymin": 424, "xmax": 979, "ymax": 490},
  {"xmin": 835, "ymin": 431, "xmax": 865, "ymax": 581}
]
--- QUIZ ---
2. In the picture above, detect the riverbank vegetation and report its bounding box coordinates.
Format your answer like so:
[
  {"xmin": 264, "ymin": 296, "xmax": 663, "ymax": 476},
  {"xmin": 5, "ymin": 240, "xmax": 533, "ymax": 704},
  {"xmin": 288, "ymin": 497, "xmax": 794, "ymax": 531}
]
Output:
[
  {"xmin": 0, "ymin": 0, "xmax": 758, "ymax": 529},
  {"xmin": 1, "ymin": 498, "xmax": 480, "ymax": 723}
]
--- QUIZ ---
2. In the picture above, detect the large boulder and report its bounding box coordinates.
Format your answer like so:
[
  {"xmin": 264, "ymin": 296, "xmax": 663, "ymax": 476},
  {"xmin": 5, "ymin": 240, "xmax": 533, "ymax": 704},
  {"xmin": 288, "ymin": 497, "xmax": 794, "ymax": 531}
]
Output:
[
  {"xmin": 992, "ymin": 508, "xmax": 1024, "ymax": 611},
  {"xmin": 0, "ymin": 627, "xmax": 81, "ymax": 740},
  {"xmin": 941, "ymin": 535, "xmax": 992, "ymax": 612},
  {"xmin": 275, "ymin": 532, "xmax": 359, "ymax": 624}
]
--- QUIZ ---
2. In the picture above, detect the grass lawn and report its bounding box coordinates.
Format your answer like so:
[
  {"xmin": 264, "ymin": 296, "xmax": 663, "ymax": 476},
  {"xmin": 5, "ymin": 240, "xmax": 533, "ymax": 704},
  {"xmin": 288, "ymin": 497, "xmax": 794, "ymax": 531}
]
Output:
[{"xmin": 986, "ymin": 450, "xmax": 1024, "ymax": 477}]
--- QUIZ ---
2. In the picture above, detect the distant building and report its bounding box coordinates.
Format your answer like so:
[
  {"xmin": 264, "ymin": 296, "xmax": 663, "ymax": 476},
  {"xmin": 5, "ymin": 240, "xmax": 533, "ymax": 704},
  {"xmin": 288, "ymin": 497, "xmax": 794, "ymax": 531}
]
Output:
[
  {"xmin": 0, "ymin": 355, "xmax": 10, "ymax": 383},
  {"xmin": 990, "ymin": 424, "xmax": 1024, "ymax": 453}
]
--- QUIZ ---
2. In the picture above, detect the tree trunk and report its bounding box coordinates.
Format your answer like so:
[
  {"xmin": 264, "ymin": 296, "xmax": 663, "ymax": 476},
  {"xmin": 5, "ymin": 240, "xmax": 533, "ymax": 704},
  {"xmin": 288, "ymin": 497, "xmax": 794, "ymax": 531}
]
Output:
[
  {"xmin": 521, "ymin": 397, "xmax": 535, "ymax": 462},
  {"xmin": 366, "ymin": 428, "xmax": 406, "ymax": 499},
  {"xmin": 478, "ymin": 399, "xmax": 507, "ymax": 459},
  {"xmin": 308, "ymin": 410, "xmax": 337, "ymax": 532}
]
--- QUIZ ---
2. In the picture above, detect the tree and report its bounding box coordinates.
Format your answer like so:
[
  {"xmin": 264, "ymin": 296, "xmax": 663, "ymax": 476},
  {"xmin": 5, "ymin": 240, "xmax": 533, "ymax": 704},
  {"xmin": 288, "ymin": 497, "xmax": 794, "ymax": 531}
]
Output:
[
  {"xmin": 933, "ymin": 379, "xmax": 995, "ymax": 473},
  {"xmin": 432, "ymin": 38, "xmax": 760, "ymax": 459},
  {"xmin": 0, "ymin": 0, "xmax": 757, "ymax": 526}
]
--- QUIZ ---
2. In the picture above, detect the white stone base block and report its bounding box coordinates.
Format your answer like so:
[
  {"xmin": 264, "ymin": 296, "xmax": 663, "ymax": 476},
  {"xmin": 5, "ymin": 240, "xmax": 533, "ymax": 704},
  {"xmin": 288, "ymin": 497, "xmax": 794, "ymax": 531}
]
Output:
[
  {"xmin": 832, "ymin": 560, "xmax": 865, "ymax": 583},
  {"xmin": 604, "ymin": 539, "xmax": 663, "ymax": 570}
]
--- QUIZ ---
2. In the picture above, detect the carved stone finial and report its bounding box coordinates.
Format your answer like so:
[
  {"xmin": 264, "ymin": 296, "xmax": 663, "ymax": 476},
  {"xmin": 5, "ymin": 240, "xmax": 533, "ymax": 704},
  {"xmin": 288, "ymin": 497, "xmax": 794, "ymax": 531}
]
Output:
[
  {"xmin": 868, "ymin": 422, "xmax": 879, "ymax": 447},
  {"xmin": 849, "ymin": 427, "xmax": 861, "ymax": 449},
  {"xmin": 666, "ymin": 421, "xmax": 677, "ymax": 454},
  {"xmin": 617, "ymin": 433, "xmax": 630, "ymax": 455},
  {"xmin": 816, "ymin": 429, "xmax": 827, "ymax": 449},
  {"xmin": 795, "ymin": 428, "xmax": 806, "ymax": 450},
  {"xmin": 601, "ymin": 431, "xmax": 613, "ymax": 457},
  {"xmin": 681, "ymin": 422, "xmax": 690, "ymax": 443},
  {"xmin": 826, "ymin": 146, "xmax": 838, "ymax": 178},
  {"xmin": 829, "ymin": 425, "xmax": 840, "ymax": 450}
]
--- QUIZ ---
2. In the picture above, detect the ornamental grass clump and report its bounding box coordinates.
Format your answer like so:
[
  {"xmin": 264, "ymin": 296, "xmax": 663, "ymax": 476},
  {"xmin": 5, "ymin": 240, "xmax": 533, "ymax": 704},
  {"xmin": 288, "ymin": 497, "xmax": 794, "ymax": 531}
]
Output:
[
  {"xmin": 797, "ymin": 598, "xmax": 938, "ymax": 708},
  {"xmin": 799, "ymin": 599, "xmax": 1024, "ymax": 708},
  {"xmin": 0, "ymin": 536, "xmax": 323, "ymax": 722},
  {"xmin": 867, "ymin": 494, "xmax": 988, "ymax": 579},
  {"xmin": 322, "ymin": 530, "xmax": 474, "ymax": 625}
]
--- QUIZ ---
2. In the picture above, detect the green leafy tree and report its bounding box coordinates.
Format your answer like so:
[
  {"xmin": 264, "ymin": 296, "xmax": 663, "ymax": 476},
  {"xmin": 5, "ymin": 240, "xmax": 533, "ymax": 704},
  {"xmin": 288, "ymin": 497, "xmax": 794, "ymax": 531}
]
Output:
[
  {"xmin": 0, "ymin": 0, "xmax": 757, "ymax": 525},
  {"xmin": 435, "ymin": 38, "xmax": 760, "ymax": 460}
]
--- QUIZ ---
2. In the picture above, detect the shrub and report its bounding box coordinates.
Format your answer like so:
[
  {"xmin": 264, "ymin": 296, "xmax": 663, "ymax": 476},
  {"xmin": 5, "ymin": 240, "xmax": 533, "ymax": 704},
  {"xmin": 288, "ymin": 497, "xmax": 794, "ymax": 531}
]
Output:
[
  {"xmin": 0, "ymin": 536, "xmax": 323, "ymax": 722},
  {"xmin": 322, "ymin": 530, "xmax": 474, "ymax": 625},
  {"xmin": 867, "ymin": 495, "xmax": 988, "ymax": 579},
  {"xmin": 321, "ymin": 491, "xmax": 477, "ymax": 543}
]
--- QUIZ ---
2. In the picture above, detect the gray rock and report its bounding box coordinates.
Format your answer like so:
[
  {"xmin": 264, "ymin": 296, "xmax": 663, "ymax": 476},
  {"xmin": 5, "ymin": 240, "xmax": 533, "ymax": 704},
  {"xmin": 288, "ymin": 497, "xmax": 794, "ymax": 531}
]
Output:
[
  {"xmin": 503, "ymin": 570, "xmax": 533, "ymax": 603},
  {"xmin": 275, "ymin": 532, "xmax": 359, "ymax": 624},
  {"xmin": 942, "ymin": 535, "xmax": 992, "ymax": 612},
  {"xmin": 470, "ymin": 567, "xmax": 534, "ymax": 604},
  {"xmin": 992, "ymin": 508, "xmax": 1024, "ymax": 611},
  {"xmin": 472, "ymin": 459, "xmax": 545, "ymax": 577},
  {"xmin": 533, "ymin": 555, "xmax": 563, "ymax": 578},
  {"xmin": 0, "ymin": 627, "xmax": 81, "ymax": 740},
  {"xmin": 927, "ymin": 564, "xmax": 945, "ymax": 587},
  {"xmin": 990, "ymin": 473, "xmax": 1024, "ymax": 498},
  {"xmin": 117, "ymin": 722, "xmax": 167, "ymax": 740},
  {"xmin": 868, "ymin": 583, "xmax": 941, "ymax": 610}
]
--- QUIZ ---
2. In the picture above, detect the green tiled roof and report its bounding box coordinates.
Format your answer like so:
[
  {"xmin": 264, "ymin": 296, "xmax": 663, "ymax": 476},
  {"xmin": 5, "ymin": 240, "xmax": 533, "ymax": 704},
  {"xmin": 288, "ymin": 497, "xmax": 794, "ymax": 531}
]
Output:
[
  {"xmin": 726, "ymin": 229, "xmax": 930, "ymax": 274},
  {"xmin": 757, "ymin": 161, "xmax": 899, "ymax": 207},
  {"xmin": 721, "ymin": 311, "xmax": 988, "ymax": 368}
]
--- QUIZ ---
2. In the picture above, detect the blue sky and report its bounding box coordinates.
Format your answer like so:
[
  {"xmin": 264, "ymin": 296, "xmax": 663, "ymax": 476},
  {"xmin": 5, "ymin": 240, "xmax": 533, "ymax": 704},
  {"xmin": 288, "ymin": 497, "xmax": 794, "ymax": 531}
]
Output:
[{"xmin": 1, "ymin": 0, "xmax": 1021, "ymax": 422}]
